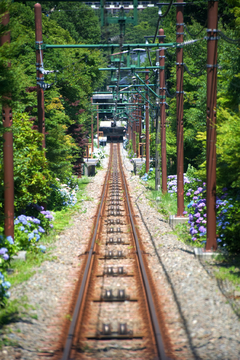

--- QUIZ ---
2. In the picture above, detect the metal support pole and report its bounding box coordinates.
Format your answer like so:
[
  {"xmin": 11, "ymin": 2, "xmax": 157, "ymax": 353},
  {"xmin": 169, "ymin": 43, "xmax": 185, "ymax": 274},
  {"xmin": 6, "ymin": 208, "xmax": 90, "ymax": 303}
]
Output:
[
  {"xmin": 155, "ymin": 40, "xmax": 161, "ymax": 190},
  {"xmin": 145, "ymin": 71, "xmax": 150, "ymax": 173},
  {"xmin": 91, "ymin": 97, "xmax": 93, "ymax": 158},
  {"xmin": 34, "ymin": 3, "xmax": 45, "ymax": 150},
  {"xmin": 176, "ymin": 0, "xmax": 184, "ymax": 216},
  {"xmin": 206, "ymin": 0, "xmax": 218, "ymax": 251},
  {"xmin": 135, "ymin": 95, "xmax": 140, "ymax": 157},
  {"xmin": 132, "ymin": 96, "xmax": 136, "ymax": 154},
  {"xmin": 138, "ymin": 95, "xmax": 142, "ymax": 157},
  {"xmin": 1, "ymin": 11, "xmax": 14, "ymax": 239},
  {"xmin": 159, "ymin": 29, "xmax": 167, "ymax": 193},
  {"xmin": 97, "ymin": 104, "xmax": 99, "ymax": 148},
  {"xmin": 155, "ymin": 103, "xmax": 161, "ymax": 190}
]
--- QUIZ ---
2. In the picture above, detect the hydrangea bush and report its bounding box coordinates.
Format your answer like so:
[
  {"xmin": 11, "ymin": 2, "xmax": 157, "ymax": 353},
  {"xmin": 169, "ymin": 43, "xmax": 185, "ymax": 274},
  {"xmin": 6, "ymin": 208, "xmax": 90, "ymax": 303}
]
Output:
[
  {"xmin": 48, "ymin": 178, "xmax": 78, "ymax": 210},
  {"xmin": 0, "ymin": 236, "xmax": 15, "ymax": 307},
  {"xmin": 92, "ymin": 148, "xmax": 105, "ymax": 160},
  {"xmin": 0, "ymin": 235, "xmax": 18, "ymax": 266},
  {"xmin": 167, "ymin": 171, "xmax": 240, "ymax": 253},
  {"xmin": 14, "ymin": 213, "xmax": 51, "ymax": 250},
  {"xmin": 0, "ymin": 272, "xmax": 11, "ymax": 307}
]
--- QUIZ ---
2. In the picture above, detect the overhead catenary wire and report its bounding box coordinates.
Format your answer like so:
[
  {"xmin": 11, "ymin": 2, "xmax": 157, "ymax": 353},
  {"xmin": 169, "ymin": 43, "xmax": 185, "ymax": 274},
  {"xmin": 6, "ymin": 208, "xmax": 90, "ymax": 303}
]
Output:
[
  {"xmin": 184, "ymin": 21, "xmax": 206, "ymax": 38},
  {"xmin": 153, "ymin": 0, "xmax": 174, "ymax": 44},
  {"xmin": 183, "ymin": 62, "xmax": 206, "ymax": 77},
  {"xmin": 218, "ymin": 30, "xmax": 240, "ymax": 44}
]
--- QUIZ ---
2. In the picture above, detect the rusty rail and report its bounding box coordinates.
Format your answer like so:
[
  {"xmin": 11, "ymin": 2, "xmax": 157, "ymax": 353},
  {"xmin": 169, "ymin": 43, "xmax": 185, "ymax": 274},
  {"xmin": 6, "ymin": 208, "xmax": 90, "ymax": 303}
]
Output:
[
  {"xmin": 61, "ymin": 145, "xmax": 113, "ymax": 360},
  {"xmin": 118, "ymin": 144, "xmax": 167, "ymax": 360},
  {"xmin": 61, "ymin": 143, "xmax": 168, "ymax": 359}
]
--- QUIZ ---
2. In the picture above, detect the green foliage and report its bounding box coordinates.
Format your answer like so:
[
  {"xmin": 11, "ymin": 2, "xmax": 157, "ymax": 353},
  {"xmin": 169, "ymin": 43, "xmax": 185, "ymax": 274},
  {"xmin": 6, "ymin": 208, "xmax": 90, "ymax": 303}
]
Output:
[
  {"xmin": 0, "ymin": 113, "xmax": 53, "ymax": 215},
  {"xmin": 217, "ymin": 109, "xmax": 240, "ymax": 188},
  {"xmin": 46, "ymin": 2, "xmax": 101, "ymax": 44}
]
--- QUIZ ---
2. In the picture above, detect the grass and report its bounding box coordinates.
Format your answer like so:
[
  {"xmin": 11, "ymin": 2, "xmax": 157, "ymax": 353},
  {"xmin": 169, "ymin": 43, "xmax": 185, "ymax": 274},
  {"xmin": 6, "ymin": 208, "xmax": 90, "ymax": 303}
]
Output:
[
  {"xmin": 209, "ymin": 254, "xmax": 240, "ymax": 287},
  {"xmin": 173, "ymin": 223, "xmax": 204, "ymax": 248},
  {"xmin": 0, "ymin": 296, "xmax": 37, "ymax": 345},
  {"xmin": 149, "ymin": 190, "xmax": 177, "ymax": 218},
  {"xmin": 0, "ymin": 176, "xmax": 90, "ymax": 331},
  {"xmin": 7, "ymin": 250, "xmax": 57, "ymax": 287}
]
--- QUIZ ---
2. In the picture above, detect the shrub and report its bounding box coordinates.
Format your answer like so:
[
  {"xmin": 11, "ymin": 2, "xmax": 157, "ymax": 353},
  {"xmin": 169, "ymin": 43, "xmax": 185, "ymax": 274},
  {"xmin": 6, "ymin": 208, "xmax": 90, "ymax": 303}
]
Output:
[
  {"xmin": 47, "ymin": 179, "xmax": 78, "ymax": 211},
  {"xmin": 0, "ymin": 113, "xmax": 53, "ymax": 216}
]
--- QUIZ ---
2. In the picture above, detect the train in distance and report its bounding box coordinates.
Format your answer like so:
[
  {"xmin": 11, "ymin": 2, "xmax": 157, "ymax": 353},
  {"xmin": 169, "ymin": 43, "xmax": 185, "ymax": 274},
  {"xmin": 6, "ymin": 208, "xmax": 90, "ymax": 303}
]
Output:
[{"xmin": 93, "ymin": 93, "xmax": 127, "ymax": 143}]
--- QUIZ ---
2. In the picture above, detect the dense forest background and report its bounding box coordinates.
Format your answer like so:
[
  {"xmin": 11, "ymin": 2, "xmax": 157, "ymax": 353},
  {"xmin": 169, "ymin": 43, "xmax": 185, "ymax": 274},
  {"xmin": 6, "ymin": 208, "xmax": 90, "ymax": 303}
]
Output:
[{"xmin": 0, "ymin": 0, "xmax": 240, "ymax": 215}]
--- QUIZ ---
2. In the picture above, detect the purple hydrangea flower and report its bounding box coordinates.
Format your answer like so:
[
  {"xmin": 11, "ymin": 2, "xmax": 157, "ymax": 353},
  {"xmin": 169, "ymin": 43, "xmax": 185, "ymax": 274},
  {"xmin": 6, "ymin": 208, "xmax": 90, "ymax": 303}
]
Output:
[
  {"xmin": 0, "ymin": 248, "xmax": 8, "ymax": 255},
  {"xmin": 193, "ymin": 196, "xmax": 198, "ymax": 200},
  {"xmin": 38, "ymin": 226, "xmax": 45, "ymax": 233},
  {"xmin": 194, "ymin": 212, "xmax": 201, "ymax": 218},
  {"xmin": 32, "ymin": 218, "xmax": 41, "ymax": 225},
  {"xmin": 189, "ymin": 214, "xmax": 193, "ymax": 221},
  {"xmin": 199, "ymin": 226, "xmax": 206, "ymax": 233},
  {"xmin": 183, "ymin": 211, "xmax": 187, "ymax": 215},
  {"xmin": 186, "ymin": 192, "xmax": 191, "ymax": 196},
  {"xmin": 3, "ymin": 254, "xmax": 9, "ymax": 261}
]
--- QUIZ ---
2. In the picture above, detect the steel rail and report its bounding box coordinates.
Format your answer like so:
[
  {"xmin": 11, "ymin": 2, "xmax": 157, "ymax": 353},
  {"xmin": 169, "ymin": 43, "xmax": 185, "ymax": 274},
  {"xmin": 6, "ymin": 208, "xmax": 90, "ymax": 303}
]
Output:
[
  {"xmin": 118, "ymin": 144, "xmax": 167, "ymax": 360},
  {"xmin": 61, "ymin": 145, "xmax": 112, "ymax": 360}
]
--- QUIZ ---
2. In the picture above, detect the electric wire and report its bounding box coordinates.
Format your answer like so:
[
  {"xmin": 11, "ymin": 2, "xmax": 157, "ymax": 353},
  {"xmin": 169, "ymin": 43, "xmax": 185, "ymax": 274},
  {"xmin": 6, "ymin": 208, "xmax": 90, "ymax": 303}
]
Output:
[
  {"xmin": 165, "ymin": 87, "xmax": 176, "ymax": 98},
  {"xmin": 183, "ymin": 62, "xmax": 206, "ymax": 77},
  {"xmin": 218, "ymin": 30, "xmax": 240, "ymax": 44},
  {"xmin": 153, "ymin": 0, "xmax": 174, "ymax": 44},
  {"xmin": 184, "ymin": 21, "xmax": 206, "ymax": 38}
]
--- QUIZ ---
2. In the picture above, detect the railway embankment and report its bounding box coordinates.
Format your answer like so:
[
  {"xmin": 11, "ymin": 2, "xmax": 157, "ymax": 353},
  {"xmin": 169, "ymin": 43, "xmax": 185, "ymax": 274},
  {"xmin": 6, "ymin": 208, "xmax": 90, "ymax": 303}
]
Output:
[
  {"xmin": 122, "ymin": 146, "xmax": 240, "ymax": 360},
  {"xmin": 0, "ymin": 144, "xmax": 239, "ymax": 360},
  {"xmin": 0, "ymin": 148, "xmax": 110, "ymax": 360}
]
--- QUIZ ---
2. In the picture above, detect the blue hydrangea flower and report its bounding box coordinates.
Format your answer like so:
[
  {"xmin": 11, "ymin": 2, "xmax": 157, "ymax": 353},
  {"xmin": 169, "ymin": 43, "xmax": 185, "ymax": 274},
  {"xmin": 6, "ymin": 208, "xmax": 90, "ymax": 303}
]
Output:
[
  {"xmin": 28, "ymin": 233, "xmax": 35, "ymax": 240},
  {"xmin": 2, "ymin": 281, "xmax": 11, "ymax": 289},
  {"xmin": 6, "ymin": 236, "xmax": 14, "ymax": 245}
]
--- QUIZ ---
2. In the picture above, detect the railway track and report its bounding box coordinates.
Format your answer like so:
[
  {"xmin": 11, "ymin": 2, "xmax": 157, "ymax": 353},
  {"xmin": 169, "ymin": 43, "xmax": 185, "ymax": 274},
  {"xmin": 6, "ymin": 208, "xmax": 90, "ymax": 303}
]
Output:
[{"xmin": 60, "ymin": 143, "xmax": 170, "ymax": 360}]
